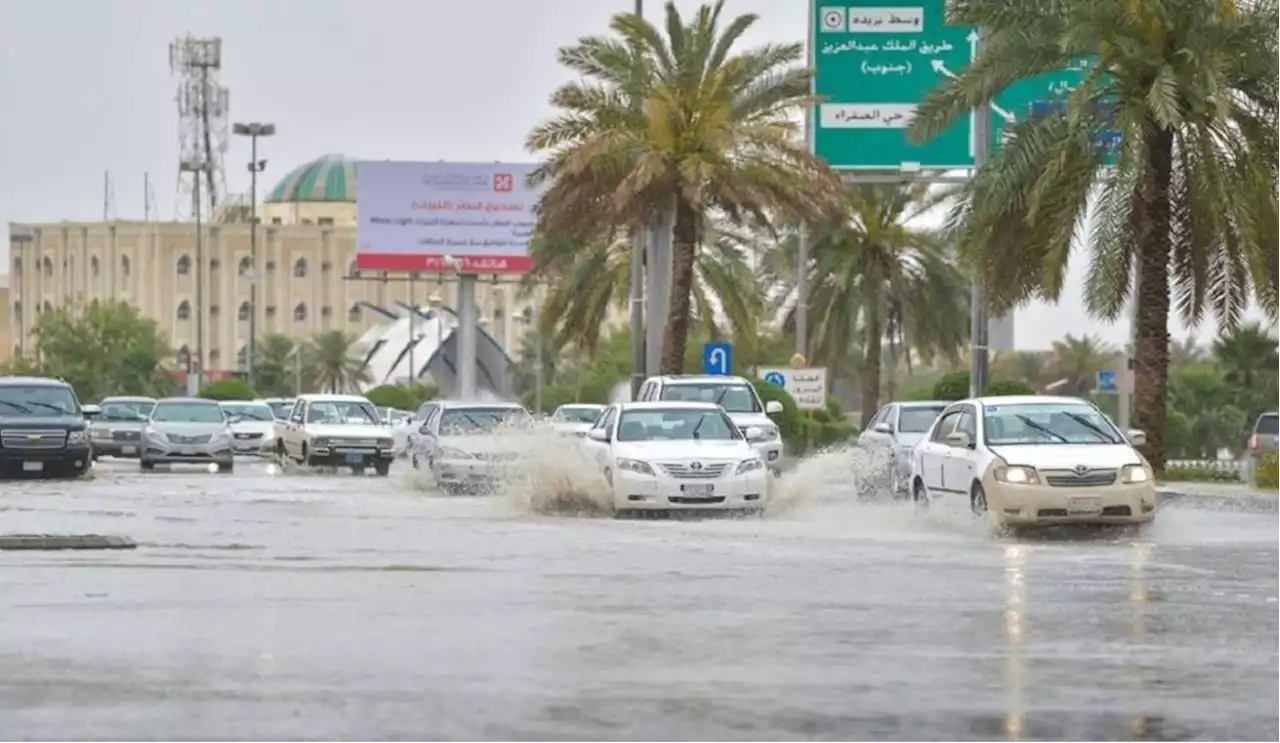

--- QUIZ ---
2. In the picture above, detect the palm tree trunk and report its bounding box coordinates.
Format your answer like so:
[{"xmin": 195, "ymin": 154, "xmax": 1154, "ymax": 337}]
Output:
[
  {"xmin": 660, "ymin": 200, "xmax": 698, "ymax": 375},
  {"xmin": 1132, "ymin": 124, "xmax": 1174, "ymax": 474},
  {"xmin": 860, "ymin": 307, "xmax": 884, "ymax": 429}
]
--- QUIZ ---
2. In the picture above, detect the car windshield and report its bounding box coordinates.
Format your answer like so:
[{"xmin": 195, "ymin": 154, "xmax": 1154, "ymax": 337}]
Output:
[
  {"xmin": 151, "ymin": 402, "xmax": 226, "ymax": 424},
  {"xmin": 305, "ymin": 401, "xmax": 380, "ymax": 425},
  {"xmin": 1256, "ymin": 414, "xmax": 1278, "ymax": 435},
  {"xmin": 439, "ymin": 407, "xmax": 531, "ymax": 435},
  {"xmin": 0, "ymin": 385, "xmax": 79, "ymax": 416},
  {"xmin": 100, "ymin": 401, "xmax": 154, "ymax": 421},
  {"xmin": 616, "ymin": 408, "xmax": 741, "ymax": 442},
  {"xmin": 221, "ymin": 403, "xmax": 275, "ymax": 422},
  {"xmin": 983, "ymin": 402, "xmax": 1123, "ymax": 445},
  {"xmin": 266, "ymin": 401, "xmax": 294, "ymax": 419},
  {"xmin": 554, "ymin": 406, "xmax": 603, "ymax": 424},
  {"xmin": 659, "ymin": 383, "xmax": 761, "ymax": 413},
  {"xmin": 898, "ymin": 405, "xmax": 946, "ymax": 433}
]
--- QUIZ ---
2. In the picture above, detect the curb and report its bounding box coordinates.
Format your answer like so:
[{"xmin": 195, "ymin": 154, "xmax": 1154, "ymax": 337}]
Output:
[
  {"xmin": 0, "ymin": 535, "xmax": 138, "ymax": 551},
  {"xmin": 1157, "ymin": 489, "xmax": 1278, "ymax": 513}
]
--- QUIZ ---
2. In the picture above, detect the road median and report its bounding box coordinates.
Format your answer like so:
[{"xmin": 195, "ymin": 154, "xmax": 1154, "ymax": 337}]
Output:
[
  {"xmin": 1157, "ymin": 483, "xmax": 1278, "ymax": 513},
  {"xmin": 0, "ymin": 535, "xmax": 138, "ymax": 551}
]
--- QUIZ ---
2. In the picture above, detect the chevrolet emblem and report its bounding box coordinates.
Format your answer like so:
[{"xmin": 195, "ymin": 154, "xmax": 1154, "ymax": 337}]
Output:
[{"xmin": 27, "ymin": 434, "xmax": 42, "ymax": 441}]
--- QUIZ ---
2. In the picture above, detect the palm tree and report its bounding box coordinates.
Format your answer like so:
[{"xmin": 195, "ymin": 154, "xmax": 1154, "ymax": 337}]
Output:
[
  {"xmin": 253, "ymin": 334, "xmax": 302, "ymax": 397},
  {"xmin": 307, "ymin": 331, "xmax": 371, "ymax": 394},
  {"xmin": 762, "ymin": 185, "xmax": 970, "ymax": 425},
  {"xmin": 908, "ymin": 0, "xmax": 1279, "ymax": 472},
  {"xmin": 1169, "ymin": 335, "xmax": 1208, "ymax": 367},
  {"xmin": 992, "ymin": 350, "xmax": 1052, "ymax": 389},
  {"xmin": 526, "ymin": 0, "xmax": 846, "ymax": 374},
  {"xmin": 1212, "ymin": 321, "xmax": 1279, "ymax": 419},
  {"xmin": 1048, "ymin": 334, "xmax": 1118, "ymax": 397}
]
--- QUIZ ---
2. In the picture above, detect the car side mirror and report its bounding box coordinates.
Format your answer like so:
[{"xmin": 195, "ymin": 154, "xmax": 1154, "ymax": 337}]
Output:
[
  {"xmin": 873, "ymin": 422, "xmax": 893, "ymax": 434},
  {"xmin": 227, "ymin": 415, "xmax": 242, "ymax": 424},
  {"xmin": 744, "ymin": 426, "xmax": 766, "ymax": 442},
  {"xmin": 765, "ymin": 400, "xmax": 784, "ymax": 415},
  {"xmin": 945, "ymin": 431, "xmax": 972, "ymax": 449},
  {"xmin": 587, "ymin": 428, "xmax": 609, "ymax": 442},
  {"xmin": 1127, "ymin": 428, "xmax": 1147, "ymax": 447}
]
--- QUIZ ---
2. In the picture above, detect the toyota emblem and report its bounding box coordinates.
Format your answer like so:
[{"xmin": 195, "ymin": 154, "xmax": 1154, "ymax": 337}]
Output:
[
  {"xmin": 689, "ymin": 461, "xmax": 703, "ymax": 471},
  {"xmin": 1073, "ymin": 464, "xmax": 1089, "ymax": 475}
]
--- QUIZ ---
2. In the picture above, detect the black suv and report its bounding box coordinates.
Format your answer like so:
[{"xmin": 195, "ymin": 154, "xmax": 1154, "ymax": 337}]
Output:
[{"xmin": 0, "ymin": 376, "xmax": 92, "ymax": 478}]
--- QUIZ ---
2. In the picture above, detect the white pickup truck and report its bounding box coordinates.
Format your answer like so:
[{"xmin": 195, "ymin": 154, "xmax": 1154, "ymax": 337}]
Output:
[{"xmin": 274, "ymin": 393, "xmax": 395, "ymax": 475}]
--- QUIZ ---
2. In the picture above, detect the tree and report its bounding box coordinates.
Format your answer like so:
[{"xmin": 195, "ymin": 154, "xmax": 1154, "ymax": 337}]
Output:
[
  {"xmin": 526, "ymin": 0, "xmax": 846, "ymax": 374},
  {"xmin": 198, "ymin": 378, "xmax": 258, "ymax": 401},
  {"xmin": 909, "ymin": 0, "xmax": 1279, "ymax": 473},
  {"xmin": 253, "ymin": 334, "xmax": 305, "ymax": 398},
  {"xmin": 762, "ymin": 185, "xmax": 969, "ymax": 426},
  {"xmin": 1048, "ymin": 334, "xmax": 1117, "ymax": 397},
  {"xmin": 25, "ymin": 301, "xmax": 176, "ymax": 402},
  {"xmin": 364, "ymin": 384, "xmax": 418, "ymax": 411},
  {"xmin": 307, "ymin": 331, "xmax": 371, "ymax": 394},
  {"xmin": 1211, "ymin": 321, "xmax": 1279, "ymax": 420}
]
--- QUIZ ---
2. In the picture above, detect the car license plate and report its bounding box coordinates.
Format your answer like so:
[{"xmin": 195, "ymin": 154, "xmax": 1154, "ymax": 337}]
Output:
[
  {"xmin": 680, "ymin": 484, "xmax": 715, "ymax": 497},
  {"xmin": 180, "ymin": 448, "xmax": 197, "ymax": 456},
  {"xmin": 22, "ymin": 461, "xmax": 43, "ymax": 472},
  {"xmin": 1068, "ymin": 497, "xmax": 1102, "ymax": 514},
  {"xmin": 121, "ymin": 445, "xmax": 136, "ymax": 455},
  {"xmin": 345, "ymin": 453, "xmax": 364, "ymax": 465}
]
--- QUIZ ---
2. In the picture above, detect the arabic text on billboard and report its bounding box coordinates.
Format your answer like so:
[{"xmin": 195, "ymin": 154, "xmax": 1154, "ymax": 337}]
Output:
[{"xmin": 355, "ymin": 161, "xmax": 542, "ymax": 274}]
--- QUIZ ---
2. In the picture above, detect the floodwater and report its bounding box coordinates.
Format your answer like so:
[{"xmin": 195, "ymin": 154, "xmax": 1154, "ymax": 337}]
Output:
[{"xmin": 0, "ymin": 445, "xmax": 1276, "ymax": 741}]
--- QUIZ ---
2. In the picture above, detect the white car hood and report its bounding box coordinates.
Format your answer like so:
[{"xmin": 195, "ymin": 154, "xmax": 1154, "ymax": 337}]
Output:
[
  {"xmin": 230, "ymin": 421, "xmax": 275, "ymax": 436},
  {"xmin": 726, "ymin": 412, "xmax": 774, "ymax": 430},
  {"xmin": 307, "ymin": 423, "xmax": 388, "ymax": 439},
  {"xmin": 438, "ymin": 434, "xmax": 519, "ymax": 455},
  {"xmin": 990, "ymin": 443, "xmax": 1143, "ymax": 470},
  {"xmin": 553, "ymin": 422, "xmax": 593, "ymax": 435},
  {"xmin": 615, "ymin": 439, "xmax": 756, "ymax": 461}
]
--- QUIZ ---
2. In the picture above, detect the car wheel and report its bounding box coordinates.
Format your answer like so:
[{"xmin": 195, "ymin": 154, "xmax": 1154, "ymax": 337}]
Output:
[
  {"xmin": 139, "ymin": 459, "xmax": 155, "ymax": 472},
  {"xmin": 374, "ymin": 461, "xmax": 391, "ymax": 477},
  {"xmin": 912, "ymin": 478, "xmax": 930, "ymax": 514},
  {"xmin": 971, "ymin": 482, "xmax": 988, "ymax": 516},
  {"xmin": 216, "ymin": 461, "xmax": 234, "ymax": 474},
  {"xmin": 350, "ymin": 465, "xmax": 365, "ymax": 475}
]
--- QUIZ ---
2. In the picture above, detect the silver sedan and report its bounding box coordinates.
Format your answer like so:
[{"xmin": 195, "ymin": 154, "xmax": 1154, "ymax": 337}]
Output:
[{"xmin": 140, "ymin": 398, "xmax": 235, "ymax": 473}]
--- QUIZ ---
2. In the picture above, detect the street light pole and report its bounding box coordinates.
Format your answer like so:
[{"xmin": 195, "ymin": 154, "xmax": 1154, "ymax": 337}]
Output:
[
  {"xmin": 179, "ymin": 157, "xmax": 209, "ymax": 391},
  {"xmin": 968, "ymin": 32, "xmax": 992, "ymax": 398},
  {"xmin": 628, "ymin": 0, "xmax": 647, "ymax": 399},
  {"xmin": 232, "ymin": 122, "xmax": 276, "ymax": 389}
]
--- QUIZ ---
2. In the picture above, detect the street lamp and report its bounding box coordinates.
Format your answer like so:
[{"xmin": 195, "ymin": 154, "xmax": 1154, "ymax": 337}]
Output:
[
  {"xmin": 232, "ymin": 121, "xmax": 276, "ymax": 390},
  {"xmin": 179, "ymin": 157, "xmax": 210, "ymax": 391}
]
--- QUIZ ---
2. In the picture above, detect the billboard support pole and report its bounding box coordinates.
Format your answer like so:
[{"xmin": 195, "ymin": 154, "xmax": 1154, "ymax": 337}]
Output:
[{"xmin": 456, "ymin": 273, "xmax": 478, "ymax": 399}]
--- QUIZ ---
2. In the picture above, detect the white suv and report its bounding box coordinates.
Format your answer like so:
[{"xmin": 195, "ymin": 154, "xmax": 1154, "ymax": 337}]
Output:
[{"xmin": 637, "ymin": 375, "xmax": 784, "ymax": 473}]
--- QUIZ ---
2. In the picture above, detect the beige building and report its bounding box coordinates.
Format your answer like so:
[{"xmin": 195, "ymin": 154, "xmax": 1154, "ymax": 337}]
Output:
[{"xmin": 6, "ymin": 155, "xmax": 556, "ymax": 373}]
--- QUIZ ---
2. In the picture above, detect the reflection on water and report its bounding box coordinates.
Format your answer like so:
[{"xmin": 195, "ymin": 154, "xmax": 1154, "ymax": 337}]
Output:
[
  {"xmin": 1003, "ymin": 545, "xmax": 1028, "ymax": 740},
  {"xmin": 1127, "ymin": 541, "xmax": 1152, "ymax": 739}
]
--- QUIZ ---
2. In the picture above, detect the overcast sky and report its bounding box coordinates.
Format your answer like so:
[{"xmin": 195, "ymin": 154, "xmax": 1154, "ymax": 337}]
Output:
[{"xmin": 0, "ymin": 0, "xmax": 1268, "ymax": 351}]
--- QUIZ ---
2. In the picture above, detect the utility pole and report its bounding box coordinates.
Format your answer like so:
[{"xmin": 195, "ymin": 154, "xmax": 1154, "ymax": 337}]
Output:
[
  {"xmin": 796, "ymin": 12, "xmax": 815, "ymax": 360},
  {"xmin": 534, "ymin": 291, "xmax": 544, "ymax": 414},
  {"xmin": 408, "ymin": 273, "xmax": 416, "ymax": 384},
  {"xmin": 628, "ymin": 0, "xmax": 647, "ymax": 398},
  {"xmin": 968, "ymin": 31, "xmax": 992, "ymax": 399},
  {"xmin": 233, "ymin": 122, "xmax": 276, "ymax": 390}
]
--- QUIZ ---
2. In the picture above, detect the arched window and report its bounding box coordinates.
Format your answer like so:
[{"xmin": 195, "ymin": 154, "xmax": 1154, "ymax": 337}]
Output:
[
  {"xmin": 293, "ymin": 302, "xmax": 308, "ymax": 322},
  {"xmin": 209, "ymin": 349, "xmax": 221, "ymax": 364},
  {"xmin": 120, "ymin": 255, "xmax": 131, "ymax": 278},
  {"xmin": 321, "ymin": 305, "xmax": 332, "ymax": 318},
  {"xmin": 209, "ymin": 258, "xmax": 221, "ymax": 271},
  {"xmin": 42, "ymin": 256, "xmax": 53, "ymax": 277},
  {"xmin": 238, "ymin": 301, "xmax": 251, "ymax": 321},
  {"xmin": 176, "ymin": 300, "xmax": 192, "ymax": 320},
  {"xmin": 293, "ymin": 257, "xmax": 308, "ymax": 278},
  {"xmin": 90, "ymin": 255, "xmax": 100, "ymax": 277},
  {"xmin": 41, "ymin": 300, "xmax": 52, "ymax": 314},
  {"xmin": 348, "ymin": 304, "xmax": 361, "ymax": 322},
  {"xmin": 238, "ymin": 256, "xmax": 252, "ymax": 277},
  {"xmin": 12, "ymin": 301, "xmax": 21, "ymax": 321},
  {"xmin": 176, "ymin": 255, "xmax": 192, "ymax": 276},
  {"xmin": 347, "ymin": 260, "xmax": 359, "ymax": 278},
  {"xmin": 321, "ymin": 261, "xmax": 332, "ymax": 273},
  {"xmin": 209, "ymin": 304, "xmax": 220, "ymax": 318}
]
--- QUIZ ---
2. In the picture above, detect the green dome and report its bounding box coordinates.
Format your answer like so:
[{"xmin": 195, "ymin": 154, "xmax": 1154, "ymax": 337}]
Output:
[{"xmin": 265, "ymin": 154, "xmax": 356, "ymax": 203}]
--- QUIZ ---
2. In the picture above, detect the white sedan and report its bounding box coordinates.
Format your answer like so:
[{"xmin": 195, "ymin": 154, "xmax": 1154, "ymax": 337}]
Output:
[
  {"xmin": 581, "ymin": 401, "xmax": 770, "ymax": 514},
  {"xmin": 551, "ymin": 403, "xmax": 605, "ymax": 437},
  {"xmin": 910, "ymin": 395, "xmax": 1157, "ymax": 528}
]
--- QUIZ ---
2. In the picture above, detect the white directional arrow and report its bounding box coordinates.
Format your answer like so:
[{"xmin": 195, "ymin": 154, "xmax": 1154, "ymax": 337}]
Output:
[
  {"xmin": 930, "ymin": 58, "xmax": 1018, "ymax": 158},
  {"xmin": 967, "ymin": 29, "xmax": 979, "ymax": 60}
]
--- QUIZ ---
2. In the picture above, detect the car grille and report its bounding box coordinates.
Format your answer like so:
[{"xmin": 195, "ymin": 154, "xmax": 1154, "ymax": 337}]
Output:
[
  {"xmin": 234, "ymin": 432, "xmax": 264, "ymax": 440},
  {"xmin": 1, "ymin": 429, "xmax": 68, "ymax": 450},
  {"xmin": 111, "ymin": 430, "xmax": 141, "ymax": 441},
  {"xmin": 475, "ymin": 452, "xmax": 519, "ymax": 462},
  {"xmin": 332, "ymin": 438, "xmax": 378, "ymax": 447},
  {"xmin": 658, "ymin": 461, "xmax": 729, "ymax": 479},
  {"xmin": 1043, "ymin": 469, "xmax": 1118, "ymax": 487},
  {"xmin": 168, "ymin": 434, "xmax": 212, "ymax": 445}
]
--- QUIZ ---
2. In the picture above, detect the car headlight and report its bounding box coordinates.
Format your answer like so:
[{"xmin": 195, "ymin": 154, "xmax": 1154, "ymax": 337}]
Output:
[
  {"xmin": 145, "ymin": 428, "xmax": 167, "ymax": 443},
  {"xmin": 440, "ymin": 446, "xmax": 475, "ymax": 459},
  {"xmin": 67, "ymin": 430, "xmax": 88, "ymax": 444},
  {"xmin": 755, "ymin": 426, "xmax": 780, "ymax": 442},
  {"xmin": 994, "ymin": 465, "xmax": 1039, "ymax": 485},
  {"xmin": 90, "ymin": 427, "xmax": 111, "ymax": 439},
  {"xmin": 1121, "ymin": 464, "xmax": 1149, "ymax": 483},
  {"xmin": 376, "ymin": 438, "xmax": 393, "ymax": 449},
  {"xmin": 211, "ymin": 430, "xmax": 231, "ymax": 442},
  {"xmin": 616, "ymin": 458, "xmax": 655, "ymax": 475},
  {"xmin": 312, "ymin": 437, "xmax": 329, "ymax": 448},
  {"xmin": 735, "ymin": 457, "xmax": 765, "ymax": 475}
]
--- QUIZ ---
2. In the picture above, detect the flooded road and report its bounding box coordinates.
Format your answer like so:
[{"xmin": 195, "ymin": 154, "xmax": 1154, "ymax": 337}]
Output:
[{"xmin": 1, "ymin": 457, "xmax": 1276, "ymax": 740}]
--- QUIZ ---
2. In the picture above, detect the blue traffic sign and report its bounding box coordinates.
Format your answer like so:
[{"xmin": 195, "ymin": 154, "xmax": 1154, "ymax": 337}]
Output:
[
  {"xmin": 702, "ymin": 342, "xmax": 733, "ymax": 376},
  {"xmin": 763, "ymin": 371, "xmax": 787, "ymax": 387},
  {"xmin": 1095, "ymin": 370, "xmax": 1117, "ymax": 393}
]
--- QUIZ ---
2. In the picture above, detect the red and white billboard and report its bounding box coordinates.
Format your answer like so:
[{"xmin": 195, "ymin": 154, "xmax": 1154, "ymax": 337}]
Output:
[{"xmin": 355, "ymin": 161, "xmax": 542, "ymax": 274}]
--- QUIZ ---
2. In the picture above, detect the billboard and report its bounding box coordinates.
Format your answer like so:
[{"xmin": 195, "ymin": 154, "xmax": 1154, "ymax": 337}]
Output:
[{"xmin": 355, "ymin": 161, "xmax": 542, "ymax": 274}]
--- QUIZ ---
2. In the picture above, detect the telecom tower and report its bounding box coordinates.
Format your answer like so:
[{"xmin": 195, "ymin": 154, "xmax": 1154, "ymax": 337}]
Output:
[{"xmin": 169, "ymin": 35, "xmax": 229, "ymax": 219}]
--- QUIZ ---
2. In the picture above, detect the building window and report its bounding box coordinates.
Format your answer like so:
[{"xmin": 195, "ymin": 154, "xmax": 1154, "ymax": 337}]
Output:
[
  {"xmin": 209, "ymin": 349, "xmax": 221, "ymax": 364},
  {"xmin": 271, "ymin": 217, "xmax": 282, "ymax": 225},
  {"xmin": 321, "ymin": 306, "xmax": 332, "ymax": 318},
  {"xmin": 42, "ymin": 300, "xmax": 52, "ymax": 314},
  {"xmin": 238, "ymin": 301, "xmax": 251, "ymax": 321},
  {"xmin": 90, "ymin": 255, "xmax": 100, "ymax": 277},
  {"xmin": 266, "ymin": 260, "xmax": 276, "ymax": 273},
  {"xmin": 293, "ymin": 257, "xmax": 308, "ymax": 278},
  {"xmin": 348, "ymin": 304, "xmax": 361, "ymax": 322},
  {"xmin": 301, "ymin": 218, "xmax": 313, "ymax": 225},
  {"xmin": 177, "ymin": 345, "xmax": 191, "ymax": 368},
  {"xmin": 176, "ymin": 300, "xmax": 192, "ymax": 321},
  {"xmin": 266, "ymin": 305, "xmax": 277, "ymax": 318},
  {"xmin": 42, "ymin": 256, "xmax": 53, "ymax": 277},
  {"xmin": 210, "ymin": 258, "xmax": 221, "ymax": 272},
  {"xmin": 321, "ymin": 261, "xmax": 332, "ymax": 272},
  {"xmin": 347, "ymin": 261, "xmax": 359, "ymax": 278},
  {"xmin": 121, "ymin": 255, "xmax": 131, "ymax": 278},
  {"xmin": 12, "ymin": 301, "xmax": 21, "ymax": 321},
  {"xmin": 293, "ymin": 302, "xmax": 308, "ymax": 322},
  {"xmin": 238, "ymin": 256, "xmax": 252, "ymax": 277},
  {"xmin": 176, "ymin": 255, "xmax": 192, "ymax": 275},
  {"xmin": 318, "ymin": 217, "xmax": 334, "ymax": 226},
  {"xmin": 210, "ymin": 305, "xmax": 220, "ymax": 318}
]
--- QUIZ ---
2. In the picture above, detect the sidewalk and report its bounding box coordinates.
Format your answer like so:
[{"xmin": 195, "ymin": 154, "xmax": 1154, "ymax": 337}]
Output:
[{"xmin": 1157, "ymin": 480, "xmax": 1278, "ymax": 512}]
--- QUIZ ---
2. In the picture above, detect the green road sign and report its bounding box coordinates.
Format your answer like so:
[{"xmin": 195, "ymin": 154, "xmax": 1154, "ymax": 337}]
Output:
[{"xmin": 810, "ymin": 1, "xmax": 1113, "ymax": 170}]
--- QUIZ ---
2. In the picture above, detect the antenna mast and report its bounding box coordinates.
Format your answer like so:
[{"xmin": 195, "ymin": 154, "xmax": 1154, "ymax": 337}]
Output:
[{"xmin": 169, "ymin": 35, "xmax": 229, "ymax": 219}]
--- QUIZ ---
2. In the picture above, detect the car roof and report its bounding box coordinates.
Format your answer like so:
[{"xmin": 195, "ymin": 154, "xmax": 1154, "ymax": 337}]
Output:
[
  {"xmin": 556, "ymin": 403, "xmax": 604, "ymax": 409},
  {"xmin": 0, "ymin": 376, "xmax": 72, "ymax": 387},
  {"xmin": 257, "ymin": 397, "xmax": 293, "ymax": 403},
  {"xmin": 219, "ymin": 399, "xmax": 270, "ymax": 406},
  {"xmin": 895, "ymin": 400, "xmax": 949, "ymax": 408},
  {"xmin": 297, "ymin": 393, "xmax": 370, "ymax": 403},
  {"xmin": 971, "ymin": 395, "xmax": 1086, "ymax": 406},
  {"xmin": 156, "ymin": 396, "xmax": 219, "ymax": 404},
  {"xmin": 437, "ymin": 400, "xmax": 526, "ymax": 410},
  {"xmin": 618, "ymin": 401, "xmax": 723, "ymax": 411},
  {"xmin": 653, "ymin": 375, "xmax": 751, "ymax": 385},
  {"xmin": 102, "ymin": 396, "xmax": 156, "ymax": 403}
]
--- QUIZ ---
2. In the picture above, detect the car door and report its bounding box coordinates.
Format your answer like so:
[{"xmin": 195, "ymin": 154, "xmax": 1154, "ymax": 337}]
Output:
[
  {"xmin": 583, "ymin": 406, "xmax": 618, "ymax": 465},
  {"xmin": 858, "ymin": 404, "xmax": 895, "ymax": 449},
  {"xmin": 943, "ymin": 406, "xmax": 979, "ymax": 492},
  {"xmin": 919, "ymin": 408, "xmax": 963, "ymax": 492},
  {"xmin": 285, "ymin": 400, "xmax": 307, "ymax": 456}
]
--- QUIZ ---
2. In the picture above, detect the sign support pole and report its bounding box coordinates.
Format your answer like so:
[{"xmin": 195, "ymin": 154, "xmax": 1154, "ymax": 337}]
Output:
[
  {"xmin": 456, "ymin": 274, "xmax": 478, "ymax": 399},
  {"xmin": 968, "ymin": 30, "xmax": 991, "ymax": 399}
]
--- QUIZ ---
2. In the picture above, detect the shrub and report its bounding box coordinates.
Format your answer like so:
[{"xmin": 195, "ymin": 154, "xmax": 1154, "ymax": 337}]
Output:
[
  {"xmin": 751, "ymin": 380, "xmax": 804, "ymax": 455},
  {"xmin": 406, "ymin": 382, "xmax": 439, "ymax": 407},
  {"xmin": 1163, "ymin": 464, "xmax": 1243, "ymax": 483},
  {"xmin": 932, "ymin": 370, "xmax": 1036, "ymax": 401},
  {"xmin": 197, "ymin": 378, "xmax": 257, "ymax": 401},
  {"xmin": 364, "ymin": 384, "xmax": 418, "ymax": 411},
  {"xmin": 1255, "ymin": 452, "xmax": 1279, "ymax": 490}
]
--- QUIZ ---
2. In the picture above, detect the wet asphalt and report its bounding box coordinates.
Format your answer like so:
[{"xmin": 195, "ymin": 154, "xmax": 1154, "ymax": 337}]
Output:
[{"xmin": 0, "ymin": 457, "xmax": 1276, "ymax": 741}]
